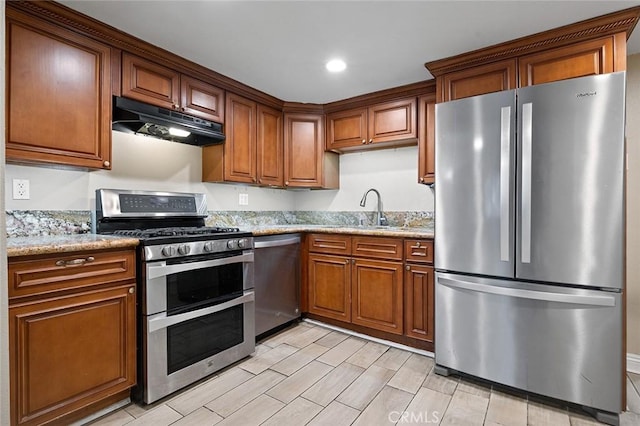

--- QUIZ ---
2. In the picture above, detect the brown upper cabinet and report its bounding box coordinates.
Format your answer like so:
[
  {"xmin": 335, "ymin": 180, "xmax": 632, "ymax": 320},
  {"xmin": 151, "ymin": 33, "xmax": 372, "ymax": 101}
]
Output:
[
  {"xmin": 422, "ymin": 7, "xmax": 639, "ymax": 186},
  {"xmin": 122, "ymin": 53, "xmax": 224, "ymax": 123},
  {"xmin": 518, "ymin": 34, "xmax": 625, "ymax": 87},
  {"xmin": 284, "ymin": 113, "xmax": 339, "ymax": 189},
  {"xmin": 438, "ymin": 59, "xmax": 517, "ymax": 102},
  {"xmin": 426, "ymin": 8, "xmax": 639, "ymax": 102},
  {"xmin": 203, "ymin": 93, "xmax": 283, "ymax": 186},
  {"xmin": 6, "ymin": 7, "xmax": 112, "ymax": 169},
  {"xmin": 417, "ymin": 94, "xmax": 436, "ymax": 185},
  {"xmin": 326, "ymin": 98, "xmax": 417, "ymax": 152}
]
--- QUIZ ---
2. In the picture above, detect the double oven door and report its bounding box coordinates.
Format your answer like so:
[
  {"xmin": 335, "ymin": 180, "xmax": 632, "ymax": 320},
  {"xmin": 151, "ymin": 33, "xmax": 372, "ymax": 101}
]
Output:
[{"xmin": 139, "ymin": 249, "xmax": 255, "ymax": 404}]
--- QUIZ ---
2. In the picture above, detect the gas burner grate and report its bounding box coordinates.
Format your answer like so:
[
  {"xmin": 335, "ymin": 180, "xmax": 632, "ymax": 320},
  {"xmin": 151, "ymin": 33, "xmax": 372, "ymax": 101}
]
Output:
[{"xmin": 113, "ymin": 226, "xmax": 241, "ymax": 239}]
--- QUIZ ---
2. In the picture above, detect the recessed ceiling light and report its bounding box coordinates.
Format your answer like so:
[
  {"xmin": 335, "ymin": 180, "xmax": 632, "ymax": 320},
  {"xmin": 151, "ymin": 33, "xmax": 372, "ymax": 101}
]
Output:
[{"xmin": 326, "ymin": 59, "xmax": 347, "ymax": 73}]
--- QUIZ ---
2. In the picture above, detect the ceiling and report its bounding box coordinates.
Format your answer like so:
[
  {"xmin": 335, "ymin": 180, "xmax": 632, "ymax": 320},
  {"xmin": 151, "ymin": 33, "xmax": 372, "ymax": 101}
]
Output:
[{"xmin": 60, "ymin": 0, "xmax": 640, "ymax": 104}]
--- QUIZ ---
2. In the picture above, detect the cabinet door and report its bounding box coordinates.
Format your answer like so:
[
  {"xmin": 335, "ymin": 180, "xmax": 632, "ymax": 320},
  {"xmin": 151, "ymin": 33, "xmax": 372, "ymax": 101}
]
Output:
[
  {"xmin": 9, "ymin": 285, "xmax": 136, "ymax": 426},
  {"xmin": 257, "ymin": 104, "xmax": 284, "ymax": 186},
  {"xmin": 180, "ymin": 75, "xmax": 225, "ymax": 122},
  {"xmin": 122, "ymin": 53, "xmax": 180, "ymax": 109},
  {"xmin": 6, "ymin": 13, "xmax": 112, "ymax": 169},
  {"xmin": 439, "ymin": 59, "xmax": 517, "ymax": 102},
  {"xmin": 404, "ymin": 264, "xmax": 434, "ymax": 342},
  {"xmin": 518, "ymin": 35, "xmax": 622, "ymax": 87},
  {"xmin": 284, "ymin": 113, "xmax": 325, "ymax": 188},
  {"xmin": 368, "ymin": 98, "xmax": 417, "ymax": 144},
  {"xmin": 351, "ymin": 259, "xmax": 403, "ymax": 335},
  {"xmin": 308, "ymin": 254, "xmax": 351, "ymax": 322},
  {"xmin": 418, "ymin": 95, "xmax": 436, "ymax": 185},
  {"xmin": 326, "ymin": 108, "xmax": 368, "ymax": 151},
  {"xmin": 224, "ymin": 93, "xmax": 257, "ymax": 183}
]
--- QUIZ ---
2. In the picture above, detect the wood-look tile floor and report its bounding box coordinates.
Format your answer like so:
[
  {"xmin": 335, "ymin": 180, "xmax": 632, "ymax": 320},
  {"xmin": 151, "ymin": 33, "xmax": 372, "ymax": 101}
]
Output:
[{"xmin": 88, "ymin": 322, "xmax": 640, "ymax": 426}]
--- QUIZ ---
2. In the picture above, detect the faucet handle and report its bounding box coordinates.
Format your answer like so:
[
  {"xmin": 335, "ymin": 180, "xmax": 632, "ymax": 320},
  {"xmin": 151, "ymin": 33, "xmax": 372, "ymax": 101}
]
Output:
[{"xmin": 379, "ymin": 216, "xmax": 389, "ymax": 226}]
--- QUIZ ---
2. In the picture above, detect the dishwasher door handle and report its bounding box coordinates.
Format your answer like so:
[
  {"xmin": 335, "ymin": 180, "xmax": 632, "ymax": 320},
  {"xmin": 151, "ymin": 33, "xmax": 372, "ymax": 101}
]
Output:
[{"xmin": 254, "ymin": 236, "xmax": 301, "ymax": 248}]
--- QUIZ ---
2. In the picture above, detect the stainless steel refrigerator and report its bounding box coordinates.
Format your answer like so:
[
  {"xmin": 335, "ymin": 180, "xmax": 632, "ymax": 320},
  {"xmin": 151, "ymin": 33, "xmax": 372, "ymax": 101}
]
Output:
[{"xmin": 434, "ymin": 72, "xmax": 625, "ymax": 422}]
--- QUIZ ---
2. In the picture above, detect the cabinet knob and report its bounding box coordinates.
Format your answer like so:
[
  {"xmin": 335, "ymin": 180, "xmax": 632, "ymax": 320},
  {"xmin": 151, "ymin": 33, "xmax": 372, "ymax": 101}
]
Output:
[
  {"xmin": 345, "ymin": 259, "xmax": 349, "ymax": 264},
  {"xmin": 368, "ymin": 139, "xmax": 373, "ymax": 144},
  {"xmin": 351, "ymin": 259, "xmax": 355, "ymax": 264},
  {"xmin": 103, "ymin": 160, "xmax": 111, "ymax": 168},
  {"xmin": 419, "ymin": 177, "xmax": 424, "ymax": 183},
  {"xmin": 129, "ymin": 287, "xmax": 135, "ymax": 294},
  {"xmin": 406, "ymin": 265, "xmax": 411, "ymax": 271},
  {"xmin": 416, "ymin": 242, "xmax": 421, "ymax": 247},
  {"xmin": 181, "ymin": 107, "xmax": 186, "ymax": 112},
  {"xmin": 173, "ymin": 103, "xmax": 179, "ymax": 109},
  {"xmin": 362, "ymin": 139, "xmax": 367, "ymax": 144},
  {"xmin": 285, "ymin": 181, "xmax": 289, "ymax": 186}
]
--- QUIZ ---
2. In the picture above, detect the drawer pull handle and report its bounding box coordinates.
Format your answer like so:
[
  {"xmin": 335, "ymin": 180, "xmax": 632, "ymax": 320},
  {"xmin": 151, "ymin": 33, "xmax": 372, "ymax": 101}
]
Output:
[{"xmin": 55, "ymin": 256, "xmax": 95, "ymax": 267}]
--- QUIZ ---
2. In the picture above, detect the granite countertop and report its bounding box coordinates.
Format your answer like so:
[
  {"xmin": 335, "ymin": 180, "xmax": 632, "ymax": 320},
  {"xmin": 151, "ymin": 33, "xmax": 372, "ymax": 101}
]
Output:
[
  {"xmin": 7, "ymin": 234, "xmax": 140, "ymax": 257},
  {"xmin": 6, "ymin": 226, "xmax": 432, "ymax": 257},
  {"xmin": 243, "ymin": 225, "xmax": 434, "ymax": 238}
]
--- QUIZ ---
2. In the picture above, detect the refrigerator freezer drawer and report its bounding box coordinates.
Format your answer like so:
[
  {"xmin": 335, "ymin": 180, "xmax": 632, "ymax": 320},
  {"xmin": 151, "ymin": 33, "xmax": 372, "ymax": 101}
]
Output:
[{"xmin": 435, "ymin": 271, "xmax": 623, "ymax": 414}]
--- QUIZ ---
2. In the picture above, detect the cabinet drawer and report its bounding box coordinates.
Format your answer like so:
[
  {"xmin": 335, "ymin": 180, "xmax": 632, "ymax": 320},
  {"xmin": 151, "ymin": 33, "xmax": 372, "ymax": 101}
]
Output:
[
  {"xmin": 8, "ymin": 249, "xmax": 136, "ymax": 300},
  {"xmin": 308, "ymin": 234, "xmax": 351, "ymax": 255},
  {"xmin": 352, "ymin": 237, "xmax": 403, "ymax": 261},
  {"xmin": 404, "ymin": 240, "xmax": 433, "ymax": 264}
]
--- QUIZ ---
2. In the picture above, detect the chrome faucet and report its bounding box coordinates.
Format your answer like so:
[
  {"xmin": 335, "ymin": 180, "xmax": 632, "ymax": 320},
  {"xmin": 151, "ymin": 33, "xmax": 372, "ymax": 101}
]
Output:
[{"xmin": 359, "ymin": 188, "xmax": 388, "ymax": 226}]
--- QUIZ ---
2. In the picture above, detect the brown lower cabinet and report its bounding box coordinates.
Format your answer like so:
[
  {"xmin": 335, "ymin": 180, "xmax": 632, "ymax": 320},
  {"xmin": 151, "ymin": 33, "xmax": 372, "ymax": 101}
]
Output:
[
  {"xmin": 404, "ymin": 264, "xmax": 434, "ymax": 342},
  {"xmin": 8, "ymin": 249, "xmax": 137, "ymax": 426},
  {"xmin": 306, "ymin": 234, "xmax": 433, "ymax": 348},
  {"xmin": 351, "ymin": 258, "xmax": 403, "ymax": 335}
]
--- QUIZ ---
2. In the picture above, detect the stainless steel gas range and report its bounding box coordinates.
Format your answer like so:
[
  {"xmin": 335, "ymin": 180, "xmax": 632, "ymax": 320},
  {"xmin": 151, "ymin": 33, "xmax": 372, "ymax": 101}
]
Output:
[{"xmin": 95, "ymin": 189, "xmax": 255, "ymax": 404}]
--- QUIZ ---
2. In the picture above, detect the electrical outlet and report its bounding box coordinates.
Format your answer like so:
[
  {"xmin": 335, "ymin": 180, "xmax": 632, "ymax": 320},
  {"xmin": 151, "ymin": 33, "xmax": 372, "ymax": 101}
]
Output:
[
  {"xmin": 238, "ymin": 193, "xmax": 249, "ymax": 206},
  {"xmin": 12, "ymin": 179, "xmax": 30, "ymax": 200}
]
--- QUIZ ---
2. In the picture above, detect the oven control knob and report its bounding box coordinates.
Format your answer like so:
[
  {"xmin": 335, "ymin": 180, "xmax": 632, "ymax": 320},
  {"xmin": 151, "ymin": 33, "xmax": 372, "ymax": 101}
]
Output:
[
  {"xmin": 203, "ymin": 242, "xmax": 215, "ymax": 252},
  {"xmin": 237, "ymin": 238, "xmax": 246, "ymax": 249},
  {"xmin": 227, "ymin": 239, "xmax": 238, "ymax": 250},
  {"xmin": 178, "ymin": 244, "xmax": 191, "ymax": 255},
  {"xmin": 161, "ymin": 246, "xmax": 177, "ymax": 257}
]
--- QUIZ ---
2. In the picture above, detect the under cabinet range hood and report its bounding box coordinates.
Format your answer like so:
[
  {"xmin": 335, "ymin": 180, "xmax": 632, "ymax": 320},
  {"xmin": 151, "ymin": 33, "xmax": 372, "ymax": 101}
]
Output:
[{"xmin": 112, "ymin": 96, "xmax": 225, "ymax": 146}]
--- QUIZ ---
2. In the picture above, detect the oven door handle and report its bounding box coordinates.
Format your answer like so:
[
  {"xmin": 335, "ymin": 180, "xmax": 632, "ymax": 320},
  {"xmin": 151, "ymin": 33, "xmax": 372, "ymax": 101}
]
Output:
[
  {"xmin": 148, "ymin": 291, "xmax": 255, "ymax": 332},
  {"xmin": 147, "ymin": 252, "xmax": 254, "ymax": 279}
]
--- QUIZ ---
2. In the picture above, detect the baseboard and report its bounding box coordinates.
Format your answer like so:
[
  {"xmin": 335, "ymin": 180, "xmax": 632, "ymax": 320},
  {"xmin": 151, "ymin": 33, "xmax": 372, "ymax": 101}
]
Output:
[
  {"xmin": 303, "ymin": 318, "xmax": 434, "ymax": 358},
  {"xmin": 628, "ymin": 353, "xmax": 640, "ymax": 374}
]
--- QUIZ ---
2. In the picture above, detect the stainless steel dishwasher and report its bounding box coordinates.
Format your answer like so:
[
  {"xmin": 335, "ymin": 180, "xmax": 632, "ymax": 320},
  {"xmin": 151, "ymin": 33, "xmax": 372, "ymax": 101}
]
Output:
[{"xmin": 254, "ymin": 234, "xmax": 301, "ymax": 337}]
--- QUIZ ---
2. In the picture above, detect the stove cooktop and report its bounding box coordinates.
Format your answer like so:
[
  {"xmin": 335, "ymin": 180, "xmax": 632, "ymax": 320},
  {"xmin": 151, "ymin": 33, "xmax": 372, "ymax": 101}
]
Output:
[{"xmin": 112, "ymin": 226, "xmax": 241, "ymax": 239}]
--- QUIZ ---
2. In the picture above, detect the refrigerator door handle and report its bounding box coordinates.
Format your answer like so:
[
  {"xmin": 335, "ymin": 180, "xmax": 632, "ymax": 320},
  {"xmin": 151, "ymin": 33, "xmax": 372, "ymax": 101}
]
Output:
[
  {"xmin": 438, "ymin": 277, "xmax": 616, "ymax": 307},
  {"xmin": 521, "ymin": 102, "xmax": 533, "ymax": 263},
  {"xmin": 500, "ymin": 106, "xmax": 511, "ymax": 262}
]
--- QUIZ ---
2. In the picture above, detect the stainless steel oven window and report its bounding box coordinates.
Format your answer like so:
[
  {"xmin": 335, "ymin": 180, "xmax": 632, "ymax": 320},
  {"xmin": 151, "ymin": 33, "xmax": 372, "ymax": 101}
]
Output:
[
  {"xmin": 144, "ymin": 252, "xmax": 254, "ymax": 315},
  {"xmin": 143, "ymin": 290, "xmax": 255, "ymax": 404}
]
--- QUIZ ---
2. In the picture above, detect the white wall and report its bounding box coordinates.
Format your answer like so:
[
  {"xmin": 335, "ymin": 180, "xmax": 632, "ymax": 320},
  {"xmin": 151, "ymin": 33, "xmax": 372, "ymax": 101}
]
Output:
[
  {"xmin": 627, "ymin": 54, "xmax": 640, "ymax": 355},
  {"xmin": 295, "ymin": 146, "xmax": 434, "ymax": 211},
  {"xmin": 5, "ymin": 131, "xmax": 296, "ymax": 211},
  {"xmin": 5, "ymin": 132, "xmax": 432, "ymax": 213}
]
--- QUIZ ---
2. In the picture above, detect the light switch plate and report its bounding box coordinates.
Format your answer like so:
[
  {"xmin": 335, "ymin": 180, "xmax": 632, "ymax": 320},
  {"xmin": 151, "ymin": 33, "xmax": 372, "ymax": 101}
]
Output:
[
  {"xmin": 239, "ymin": 193, "xmax": 249, "ymax": 206},
  {"xmin": 12, "ymin": 179, "xmax": 30, "ymax": 200}
]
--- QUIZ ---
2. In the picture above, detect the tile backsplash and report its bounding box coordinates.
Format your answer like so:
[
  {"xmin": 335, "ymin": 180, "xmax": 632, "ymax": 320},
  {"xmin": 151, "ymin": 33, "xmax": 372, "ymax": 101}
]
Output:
[{"xmin": 6, "ymin": 210, "xmax": 434, "ymax": 238}]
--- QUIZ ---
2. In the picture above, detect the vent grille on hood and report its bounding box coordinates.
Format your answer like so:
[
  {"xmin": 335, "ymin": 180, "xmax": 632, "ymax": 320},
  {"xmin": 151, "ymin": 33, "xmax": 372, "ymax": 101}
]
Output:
[{"xmin": 112, "ymin": 96, "xmax": 225, "ymax": 146}]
